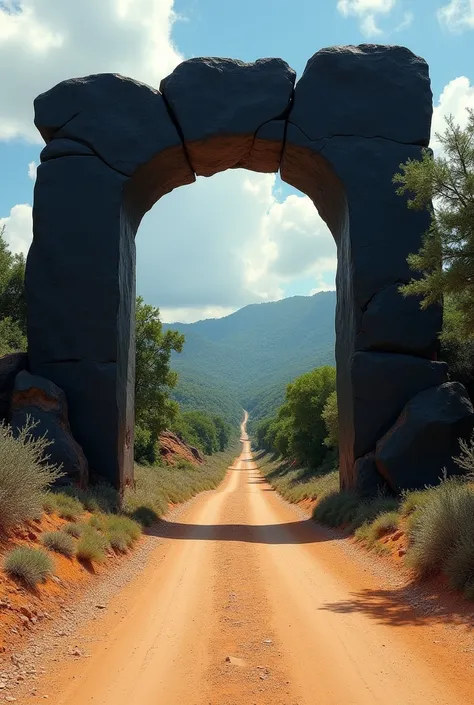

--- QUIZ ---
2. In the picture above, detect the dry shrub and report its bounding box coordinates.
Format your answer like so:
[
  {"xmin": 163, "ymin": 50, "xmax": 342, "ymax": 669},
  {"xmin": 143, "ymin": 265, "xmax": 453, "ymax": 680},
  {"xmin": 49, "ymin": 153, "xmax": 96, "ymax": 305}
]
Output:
[
  {"xmin": 0, "ymin": 421, "xmax": 63, "ymax": 534},
  {"xmin": 3, "ymin": 547, "xmax": 53, "ymax": 586},
  {"xmin": 40, "ymin": 530, "xmax": 76, "ymax": 557}
]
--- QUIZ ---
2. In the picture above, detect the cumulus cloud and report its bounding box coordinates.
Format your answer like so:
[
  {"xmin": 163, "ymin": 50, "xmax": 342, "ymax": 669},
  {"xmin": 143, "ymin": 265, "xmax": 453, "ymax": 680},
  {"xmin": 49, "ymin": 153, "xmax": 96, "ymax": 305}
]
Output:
[
  {"xmin": 27, "ymin": 161, "xmax": 37, "ymax": 180},
  {"xmin": 437, "ymin": 0, "xmax": 474, "ymax": 32},
  {"xmin": 431, "ymin": 76, "xmax": 474, "ymax": 152},
  {"xmin": 0, "ymin": 203, "xmax": 33, "ymax": 255},
  {"xmin": 337, "ymin": 0, "xmax": 398, "ymax": 36},
  {"xmin": 0, "ymin": 0, "xmax": 181, "ymax": 141},
  {"xmin": 137, "ymin": 171, "xmax": 336, "ymax": 322}
]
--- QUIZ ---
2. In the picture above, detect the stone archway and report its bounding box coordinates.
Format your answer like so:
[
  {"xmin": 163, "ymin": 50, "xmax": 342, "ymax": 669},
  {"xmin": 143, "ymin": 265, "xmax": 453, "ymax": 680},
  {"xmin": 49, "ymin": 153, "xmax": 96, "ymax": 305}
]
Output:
[{"xmin": 27, "ymin": 44, "xmax": 446, "ymax": 493}]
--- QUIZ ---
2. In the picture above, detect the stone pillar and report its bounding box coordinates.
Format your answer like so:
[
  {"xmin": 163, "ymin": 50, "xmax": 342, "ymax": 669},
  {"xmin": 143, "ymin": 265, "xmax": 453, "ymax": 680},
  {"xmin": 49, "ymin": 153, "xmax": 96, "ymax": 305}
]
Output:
[
  {"xmin": 29, "ymin": 75, "xmax": 195, "ymax": 490},
  {"xmin": 281, "ymin": 45, "xmax": 444, "ymax": 489}
]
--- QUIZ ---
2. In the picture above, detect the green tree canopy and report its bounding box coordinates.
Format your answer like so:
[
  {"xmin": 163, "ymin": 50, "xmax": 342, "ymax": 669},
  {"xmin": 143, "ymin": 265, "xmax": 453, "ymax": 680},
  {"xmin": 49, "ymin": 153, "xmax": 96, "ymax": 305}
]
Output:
[
  {"xmin": 134, "ymin": 297, "xmax": 184, "ymax": 462},
  {"xmin": 0, "ymin": 226, "xmax": 27, "ymax": 356},
  {"xmin": 254, "ymin": 366, "xmax": 337, "ymax": 468},
  {"xmin": 394, "ymin": 110, "xmax": 474, "ymax": 338}
]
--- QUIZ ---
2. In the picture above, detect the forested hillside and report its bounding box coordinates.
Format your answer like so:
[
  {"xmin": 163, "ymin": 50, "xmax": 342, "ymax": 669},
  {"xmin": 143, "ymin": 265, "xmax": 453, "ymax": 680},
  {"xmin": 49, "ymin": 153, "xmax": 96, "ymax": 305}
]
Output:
[{"xmin": 165, "ymin": 291, "xmax": 336, "ymax": 423}]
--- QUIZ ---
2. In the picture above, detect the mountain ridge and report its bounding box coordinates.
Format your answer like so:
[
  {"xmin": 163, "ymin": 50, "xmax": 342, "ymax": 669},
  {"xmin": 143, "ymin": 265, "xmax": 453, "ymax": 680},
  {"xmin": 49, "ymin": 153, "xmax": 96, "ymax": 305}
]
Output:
[{"xmin": 164, "ymin": 291, "xmax": 336, "ymax": 424}]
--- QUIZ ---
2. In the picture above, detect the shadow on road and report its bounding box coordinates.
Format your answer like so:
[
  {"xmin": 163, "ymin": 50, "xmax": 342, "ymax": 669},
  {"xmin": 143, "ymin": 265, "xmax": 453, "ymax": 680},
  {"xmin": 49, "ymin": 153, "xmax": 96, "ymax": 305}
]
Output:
[
  {"xmin": 320, "ymin": 578, "xmax": 474, "ymax": 629},
  {"xmin": 146, "ymin": 516, "xmax": 331, "ymax": 545}
]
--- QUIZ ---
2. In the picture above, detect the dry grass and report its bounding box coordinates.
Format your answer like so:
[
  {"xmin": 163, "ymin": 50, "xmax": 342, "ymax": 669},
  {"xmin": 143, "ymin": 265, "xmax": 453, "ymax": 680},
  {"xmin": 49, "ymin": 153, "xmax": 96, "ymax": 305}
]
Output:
[
  {"xmin": 257, "ymin": 450, "xmax": 339, "ymax": 504},
  {"xmin": 0, "ymin": 421, "xmax": 63, "ymax": 534},
  {"xmin": 40, "ymin": 530, "xmax": 76, "ymax": 557},
  {"xmin": 3, "ymin": 547, "xmax": 54, "ymax": 587},
  {"xmin": 76, "ymin": 529, "xmax": 110, "ymax": 563},
  {"xmin": 124, "ymin": 444, "xmax": 237, "ymax": 525}
]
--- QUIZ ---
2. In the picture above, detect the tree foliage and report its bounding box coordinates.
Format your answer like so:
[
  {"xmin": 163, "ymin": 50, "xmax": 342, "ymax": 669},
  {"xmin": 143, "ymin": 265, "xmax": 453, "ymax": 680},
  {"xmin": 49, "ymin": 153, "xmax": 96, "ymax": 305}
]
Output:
[
  {"xmin": 394, "ymin": 111, "xmax": 474, "ymax": 337},
  {"xmin": 322, "ymin": 390, "xmax": 338, "ymax": 449},
  {"xmin": 172, "ymin": 409, "xmax": 232, "ymax": 456},
  {"xmin": 0, "ymin": 226, "xmax": 27, "ymax": 356},
  {"xmin": 134, "ymin": 297, "xmax": 184, "ymax": 463},
  {"xmin": 255, "ymin": 366, "xmax": 337, "ymax": 468}
]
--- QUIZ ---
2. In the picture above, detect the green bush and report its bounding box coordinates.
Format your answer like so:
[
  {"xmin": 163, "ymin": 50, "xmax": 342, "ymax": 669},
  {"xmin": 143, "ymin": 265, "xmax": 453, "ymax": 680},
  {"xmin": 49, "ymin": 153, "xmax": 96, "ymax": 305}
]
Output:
[
  {"xmin": 400, "ymin": 488, "xmax": 436, "ymax": 517},
  {"xmin": 51, "ymin": 493, "xmax": 83, "ymax": 521},
  {"xmin": 134, "ymin": 424, "xmax": 158, "ymax": 465},
  {"xmin": 313, "ymin": 491, "xmax": 361, "ymax": 528},
  {"xmin": 104, "ymin": 515, "xmax": 141, "ymax": 542},
  {"xmin": 347, "ymin": 498, "xmax": 399, "ymax": 532},
  {"xmin": 3, "ymin": 547, "xmax": 53, "ymax": 587},
  {"xmin": 76, "ymin": 529, "xmax": 109, "ymax": 563},
  {"xmin": 407, "ymin": 479, "xmax": 474, "ymax": 579},
  {"xmin": 62, "ymin": 484, "xmax": 119, "ymax": 513},
  {"xmin": 107, "ymin": 530, "xmax": 130, "ymax": 553},
  {"xmin": 445, "ymin": 533, "xmax": 474, "ymax": 593},
  {"xmin": 0, "ymin": 421, "xmax": 63, "ymax": 534},
  {"xmin": 40, "ymin": 530, "xmax": 76, "ymax": 557},
  {"xmin": 355, "ymin": 511, "xmax": 400, "ymax": 547},
  {"xmin": 63, "ymin": 522, "xmax": 86, "ymax": 538}
]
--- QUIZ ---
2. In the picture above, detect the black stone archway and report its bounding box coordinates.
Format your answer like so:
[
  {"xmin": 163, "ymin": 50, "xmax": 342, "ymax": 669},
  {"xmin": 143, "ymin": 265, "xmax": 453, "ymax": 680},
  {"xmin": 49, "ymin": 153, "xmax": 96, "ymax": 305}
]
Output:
[{"xmin": 27, "ymin": 44, "xmax": 447, "ymax": 493}]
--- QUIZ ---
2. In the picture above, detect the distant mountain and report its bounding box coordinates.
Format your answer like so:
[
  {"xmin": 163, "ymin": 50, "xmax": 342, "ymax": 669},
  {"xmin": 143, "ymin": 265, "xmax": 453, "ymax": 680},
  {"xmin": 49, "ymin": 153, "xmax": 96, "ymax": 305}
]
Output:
[{"xmin": 165, "ymin": 291, "xmax": 336, "ymax": 425}]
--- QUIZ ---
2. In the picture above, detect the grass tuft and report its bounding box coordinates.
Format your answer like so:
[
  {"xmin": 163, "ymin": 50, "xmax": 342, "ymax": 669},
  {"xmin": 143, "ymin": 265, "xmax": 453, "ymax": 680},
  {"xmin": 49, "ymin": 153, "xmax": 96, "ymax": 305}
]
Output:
[
  {"xmin": 3, "ymin": 546, "xmax": 54, "ymax": 587},
  {"xmin": 40, "ymin": 530, "xmax": 76, "ymax": 557},
  {"xmin": 76, "ymin": 529, "xmax": 110, "ymax": 563},
  {"xmin": 63, "ymin": 522, "xmax": 86, "ymax": 538}
]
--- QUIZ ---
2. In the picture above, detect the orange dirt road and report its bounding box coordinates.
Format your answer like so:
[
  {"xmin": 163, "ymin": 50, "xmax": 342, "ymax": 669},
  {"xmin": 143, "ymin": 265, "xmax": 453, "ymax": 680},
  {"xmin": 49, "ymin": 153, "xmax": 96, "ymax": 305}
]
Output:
[{"xmin": 24, "ymin": 413, "xmax": 474, "ymax": 704}]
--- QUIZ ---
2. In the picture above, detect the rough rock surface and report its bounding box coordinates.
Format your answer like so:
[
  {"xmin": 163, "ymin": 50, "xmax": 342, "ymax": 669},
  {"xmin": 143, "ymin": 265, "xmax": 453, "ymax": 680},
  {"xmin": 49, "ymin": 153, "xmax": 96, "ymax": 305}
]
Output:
[
  {"xmin": 375, "ymin": 382, "xmax": 474, "ymax": 493},
  {"xmin": 10, "ymin": 371, "xmax": 88, "ymax": 488},
  {"xmin": 356, "ymin": 284, "xmax": 441, "ymax": 357},
  {"xmin": 352, "ymin": 353, "xmax": 448, "ymax": 461},
  {"xmin": 354, "ymin": 453, "xmax": 390, "ymax": 498},
  {"xmin": 0, "ymin": 353, "xmax": 28, "ymax": 421},
  {"xmin": 288, "ymin": 44, "xmax": 432, "ymax": 145},
  {"xmin": 160, "ymin": 57, "xmax": 295, "ymax": 176},
  {"xmin": 159, "ymin": 431, "xmax": 204, "ymax": 466}
]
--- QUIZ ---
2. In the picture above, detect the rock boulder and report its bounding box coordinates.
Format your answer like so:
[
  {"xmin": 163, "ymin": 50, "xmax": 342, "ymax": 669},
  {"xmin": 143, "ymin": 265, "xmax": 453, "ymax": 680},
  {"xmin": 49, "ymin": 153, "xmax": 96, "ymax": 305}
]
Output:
[
  {"xmin": 0, "ymin": 353, "xmax": 28, "ymax": 422},
  {"xmin": 10, "ymin": 371, "xmax": 88, "ymax": 488},
  {"xmin": 375, "ymin": 382, "xmax": 474, "ymax": 493}
]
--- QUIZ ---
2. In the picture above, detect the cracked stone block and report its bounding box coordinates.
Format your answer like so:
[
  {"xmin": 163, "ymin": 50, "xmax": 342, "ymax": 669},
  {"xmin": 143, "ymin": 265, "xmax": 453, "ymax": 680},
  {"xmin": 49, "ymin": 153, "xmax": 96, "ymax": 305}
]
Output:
[
  {"xmin": 356, "ymin": 284, "xmax": 442, "ymax": 357},
  {"xmin": 34, "ymin": 73, "xmax": 194, "ymax": 190},
  {"xmin": 11, "ymin": 371, "xmax": 89, "ymax": 488},
  {"xmin": 352, "ymin": 352, "xmax": 448, "ymax": 462},
  {"xmin": 375, "ymin": 382, "xmax": 474, "ymax": 493},
  {"xmin": 289, "ymin": 44, "xmax": 432, "ymax": 144},
  {"xmin": 160, "ymin": 57, "xmax": 295, "ymax": 176}
]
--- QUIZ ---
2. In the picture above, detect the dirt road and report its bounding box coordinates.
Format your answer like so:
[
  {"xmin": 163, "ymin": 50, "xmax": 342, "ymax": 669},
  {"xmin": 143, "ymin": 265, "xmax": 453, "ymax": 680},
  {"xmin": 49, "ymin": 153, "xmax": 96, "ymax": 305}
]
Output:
[{"xmin": 23, "ymin": 413, "xmax": 474, "ymax": 704}]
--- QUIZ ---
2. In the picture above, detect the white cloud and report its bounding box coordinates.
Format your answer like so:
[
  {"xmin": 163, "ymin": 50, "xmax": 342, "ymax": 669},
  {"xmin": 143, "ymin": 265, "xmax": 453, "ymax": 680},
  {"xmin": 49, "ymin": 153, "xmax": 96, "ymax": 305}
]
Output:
[
  {"xmin": 437, "ymin": 0, "xmax": 474, "ymax": 32},
  {"xmin": 337, "ymin": 0, "xmax": 398, "ymax": 36},
  {"xmin": 137, "ymin": 171, "xmax": 336, "ymax": 321},
  {"xmin": 28, "ymin": 161, "xmax": 37, "ymax": 181},
  {"xmin": 0, "ymin": 203, "xmax": 33, "ymax": 255},
  {"xmin": 0, "ymin": 0, "xmax": 181, "ymax": 141},
  {"xmin": 0, "ymin": 1, "xmax": 337, "ymax": 323},
  {"xmin": 395, "ymin": 10, "xmax": 414, "ymax": 31},
  {"xmin": 431, "ymin": 76, "xmax": 474, "ymax": 152}
]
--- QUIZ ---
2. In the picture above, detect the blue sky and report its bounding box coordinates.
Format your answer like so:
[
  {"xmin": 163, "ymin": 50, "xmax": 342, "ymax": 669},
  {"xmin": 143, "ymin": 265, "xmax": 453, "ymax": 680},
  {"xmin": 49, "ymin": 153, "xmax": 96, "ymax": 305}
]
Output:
[{"xmin": 1, "ymin": 0, "xmax": 473, "ymax": 321}]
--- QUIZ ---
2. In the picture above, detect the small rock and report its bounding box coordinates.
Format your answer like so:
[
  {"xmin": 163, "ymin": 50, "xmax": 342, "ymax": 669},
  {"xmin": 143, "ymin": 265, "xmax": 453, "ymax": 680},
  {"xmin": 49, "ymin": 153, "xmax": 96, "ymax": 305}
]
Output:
[
  {"xmin": 5, "ymin": 697, "xmax": 16, "ymax": 702},
  {"xmin": 398, "ymin": 547, "xmax": 407, "ymax": 557},
  {"xmin": 391, "ymin": 531, "xmax": 403, "ymax": 542},
  {"xmin": 95, "ymin": 604, "xmax": 106, "ymax": 610},
  {"xmin": 262, "ymin": 639, "xmax": 273, "ymax": 645}
]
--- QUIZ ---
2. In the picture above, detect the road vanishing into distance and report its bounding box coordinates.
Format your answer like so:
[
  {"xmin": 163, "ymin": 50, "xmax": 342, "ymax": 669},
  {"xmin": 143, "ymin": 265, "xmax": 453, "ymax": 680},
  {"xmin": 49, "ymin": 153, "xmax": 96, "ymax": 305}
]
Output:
[{"xmin": 24, "ymin": 414, "xmax": 473, "ymax": 704}]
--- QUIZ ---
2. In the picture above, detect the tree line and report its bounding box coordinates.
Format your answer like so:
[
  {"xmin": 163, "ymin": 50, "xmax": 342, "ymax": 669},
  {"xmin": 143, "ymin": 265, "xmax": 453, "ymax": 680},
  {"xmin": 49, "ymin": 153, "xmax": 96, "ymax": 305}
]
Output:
[
  {"xmin": 0, "ymin": 233, "xmax": 233, "ymax": 466},
  {"xmin": 255, "ymin": 365, "xmax": 338, "ymax": 469}
]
